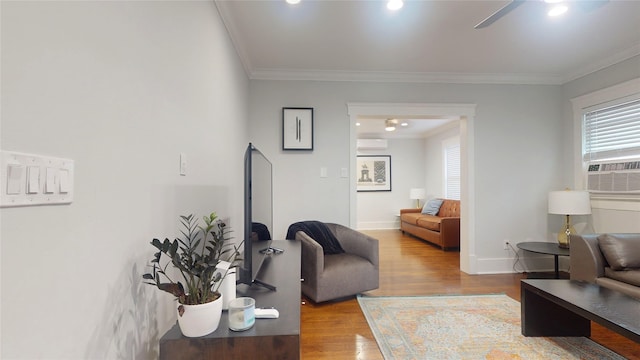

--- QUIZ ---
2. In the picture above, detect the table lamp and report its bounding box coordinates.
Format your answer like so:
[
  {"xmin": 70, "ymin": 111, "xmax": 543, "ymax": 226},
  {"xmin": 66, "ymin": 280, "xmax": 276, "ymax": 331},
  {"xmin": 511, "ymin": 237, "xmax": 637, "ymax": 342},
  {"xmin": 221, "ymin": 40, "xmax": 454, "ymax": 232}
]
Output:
[
  {"xmin": 548, "ymin": 190, "xmax": 591, "ymax": 249},
  {"xmin": 409, "ymin": 188, "xmax": 426, "ymax": 208}
]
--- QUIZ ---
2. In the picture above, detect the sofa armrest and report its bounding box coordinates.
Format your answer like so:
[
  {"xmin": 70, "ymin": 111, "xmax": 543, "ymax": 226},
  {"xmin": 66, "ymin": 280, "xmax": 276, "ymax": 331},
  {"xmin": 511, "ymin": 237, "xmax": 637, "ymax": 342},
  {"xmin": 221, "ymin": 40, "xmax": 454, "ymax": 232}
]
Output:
[
  {"xmin": 570, "ymin": 234, "xmax": 605, "ymax": 282},
  {"xmin": 327, "ymin": 223, "xmax": 379, "ymax": 267},
  {"xmin": 440, "ymin": 217, "xmax": 461, "ymax": 248},
  {"xmin": 296, "ymin": 231, "xmax": 324, "ymax": 282},
  {"xmin": 400, "ymin": 208, "xmax": 421, "ymax": 214}
]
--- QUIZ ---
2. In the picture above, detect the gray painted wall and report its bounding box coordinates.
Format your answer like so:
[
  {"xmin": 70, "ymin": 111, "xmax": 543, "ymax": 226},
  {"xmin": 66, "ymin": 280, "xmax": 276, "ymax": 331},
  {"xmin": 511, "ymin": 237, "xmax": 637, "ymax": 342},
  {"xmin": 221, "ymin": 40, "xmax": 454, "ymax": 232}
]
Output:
[
  {"xmin": 1, "ymin": 2, "xmax": 249, "ymax": 358},
  {"xmin": 248, "ymin": 80, "xmax": 564, "ymax": 273}
]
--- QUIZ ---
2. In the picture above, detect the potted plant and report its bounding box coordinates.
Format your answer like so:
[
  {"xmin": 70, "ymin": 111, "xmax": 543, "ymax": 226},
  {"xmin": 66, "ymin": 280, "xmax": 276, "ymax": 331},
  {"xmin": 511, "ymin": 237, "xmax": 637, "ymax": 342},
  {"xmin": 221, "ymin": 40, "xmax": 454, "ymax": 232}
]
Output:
[{"xmin": 143, "ymin": 212, "xmax": 241, "ymax": 337}]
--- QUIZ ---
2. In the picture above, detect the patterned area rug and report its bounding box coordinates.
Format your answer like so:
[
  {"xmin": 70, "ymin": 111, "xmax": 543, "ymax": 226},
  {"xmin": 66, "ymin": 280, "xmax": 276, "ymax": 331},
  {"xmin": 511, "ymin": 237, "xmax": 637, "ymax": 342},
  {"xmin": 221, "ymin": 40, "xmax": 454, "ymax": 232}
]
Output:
[{"xmin": 357, "ymin": 294, "xmax": 625, "ymax": 360}]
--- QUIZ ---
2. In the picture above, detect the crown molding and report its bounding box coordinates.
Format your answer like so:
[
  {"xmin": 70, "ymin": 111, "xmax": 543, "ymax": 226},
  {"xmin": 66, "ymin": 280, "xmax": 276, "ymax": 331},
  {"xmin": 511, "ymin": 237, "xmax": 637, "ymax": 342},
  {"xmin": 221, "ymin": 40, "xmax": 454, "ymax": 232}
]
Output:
[
  {"xmin": 249, "ymin": 68, "xmax": 564, "ymax": 85},
  {"xmin": 214, "ymin": 1, "xmax": 253, "ymax": 79},
  {"xmin": 561, "ymin": 44, "xmax": 640, "ymax": 84}
]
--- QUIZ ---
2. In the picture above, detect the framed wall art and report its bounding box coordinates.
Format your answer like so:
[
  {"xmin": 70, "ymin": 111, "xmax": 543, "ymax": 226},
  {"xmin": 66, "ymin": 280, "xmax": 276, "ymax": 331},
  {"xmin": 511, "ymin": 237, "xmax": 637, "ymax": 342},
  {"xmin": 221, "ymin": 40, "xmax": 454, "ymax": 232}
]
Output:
[
  {"xmin": 282, "ymin": 107, "xmax": 313, "ymax": 151},
  {"xmin": 356, "ymin": 155, "xmax": 391, "ymax": 192}
]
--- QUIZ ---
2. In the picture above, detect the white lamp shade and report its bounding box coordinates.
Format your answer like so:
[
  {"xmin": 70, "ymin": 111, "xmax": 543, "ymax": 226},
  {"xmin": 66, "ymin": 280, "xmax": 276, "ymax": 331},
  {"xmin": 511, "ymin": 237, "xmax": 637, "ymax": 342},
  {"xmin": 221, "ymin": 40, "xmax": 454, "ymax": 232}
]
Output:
[
  {"xmin": 409, "ymin": 188, "xmax": 426, "ymax": 200},
  {"xmin": 548, "ymin": 190, "xmax": 592, "ymax": 215}
]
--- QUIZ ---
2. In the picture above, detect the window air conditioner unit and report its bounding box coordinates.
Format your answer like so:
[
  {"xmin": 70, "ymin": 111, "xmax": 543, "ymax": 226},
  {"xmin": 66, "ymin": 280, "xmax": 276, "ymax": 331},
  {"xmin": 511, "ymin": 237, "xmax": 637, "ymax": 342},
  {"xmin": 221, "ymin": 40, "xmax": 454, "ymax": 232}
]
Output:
[
  {"xmin": 357, "ymin": 139, "xmax": 387, "ymax": 150},
  {"xmin": 587, "ymin": 159, "xmax": 640, "ymax": 193}
]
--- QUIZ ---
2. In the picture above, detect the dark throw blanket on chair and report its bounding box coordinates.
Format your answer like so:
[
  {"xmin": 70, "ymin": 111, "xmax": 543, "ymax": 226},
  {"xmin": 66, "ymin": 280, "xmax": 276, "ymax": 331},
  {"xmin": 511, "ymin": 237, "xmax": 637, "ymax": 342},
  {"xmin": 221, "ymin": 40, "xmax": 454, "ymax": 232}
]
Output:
[
  {"xmin": 251, "ymin": 222, "xmax": 272, "ymax": 241},
  {"xmin": 286, "ymin": 221, "xmax": 345, "ymax": 255}
]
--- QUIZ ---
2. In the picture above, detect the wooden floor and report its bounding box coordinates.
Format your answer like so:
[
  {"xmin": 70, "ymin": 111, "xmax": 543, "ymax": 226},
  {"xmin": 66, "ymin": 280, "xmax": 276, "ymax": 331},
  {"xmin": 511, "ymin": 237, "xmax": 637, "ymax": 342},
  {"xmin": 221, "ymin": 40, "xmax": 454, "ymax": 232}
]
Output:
[{"xmin": 300, "ymin": 229, "xmax": 640, "ymax": 360}]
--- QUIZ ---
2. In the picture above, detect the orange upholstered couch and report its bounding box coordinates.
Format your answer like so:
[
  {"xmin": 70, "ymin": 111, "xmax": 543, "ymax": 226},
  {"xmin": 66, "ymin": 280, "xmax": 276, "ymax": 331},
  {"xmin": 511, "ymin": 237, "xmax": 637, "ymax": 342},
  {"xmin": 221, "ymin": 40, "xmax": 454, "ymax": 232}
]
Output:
[{"xmin": 400, "ymin": 199, "xmax": 460, "ymax": 250}]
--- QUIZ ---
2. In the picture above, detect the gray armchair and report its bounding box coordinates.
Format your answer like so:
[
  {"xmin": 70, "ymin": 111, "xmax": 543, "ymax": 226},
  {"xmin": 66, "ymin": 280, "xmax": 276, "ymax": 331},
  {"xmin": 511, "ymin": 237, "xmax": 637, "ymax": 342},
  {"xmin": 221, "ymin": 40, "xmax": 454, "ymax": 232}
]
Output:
[{"xmin": 294, "ymin": 223, "xmax": 379, "ymax": 303}]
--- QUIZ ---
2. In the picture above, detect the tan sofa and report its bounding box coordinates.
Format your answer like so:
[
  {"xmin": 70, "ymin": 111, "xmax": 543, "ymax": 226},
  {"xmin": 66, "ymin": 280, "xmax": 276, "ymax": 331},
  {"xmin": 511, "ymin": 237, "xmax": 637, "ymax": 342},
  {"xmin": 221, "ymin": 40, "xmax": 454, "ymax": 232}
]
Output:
[
  {"xmin": 570, "ymin": 233, "xmax": 640, "ymax": 299},
  {"xmin": 400, "ymin": 199, "xmax": 460, "ymax": 250}
]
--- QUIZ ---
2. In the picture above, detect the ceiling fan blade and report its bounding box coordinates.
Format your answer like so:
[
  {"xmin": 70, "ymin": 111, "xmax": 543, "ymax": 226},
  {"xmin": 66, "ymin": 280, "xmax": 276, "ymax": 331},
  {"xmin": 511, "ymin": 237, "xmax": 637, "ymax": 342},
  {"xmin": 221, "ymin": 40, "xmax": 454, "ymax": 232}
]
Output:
[{"xmin": 474, "ymin": 0, "xmax": 526, "ymax": 29}]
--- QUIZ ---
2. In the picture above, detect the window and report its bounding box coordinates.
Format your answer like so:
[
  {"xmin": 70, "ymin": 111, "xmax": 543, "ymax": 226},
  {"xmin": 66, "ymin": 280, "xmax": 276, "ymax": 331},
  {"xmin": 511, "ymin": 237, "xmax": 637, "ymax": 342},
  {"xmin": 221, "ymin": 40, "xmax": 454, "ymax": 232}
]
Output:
[
  {"xmin": 443, "ymin": 137, "xmax": 460, "ymax": 200},
  {"xmin": 572, "ymin": 78, "xmax": 640, "ymax": 199},
  {"xmin": 583, "ymin": 98, "xmax": 640, "ymax": 162}
]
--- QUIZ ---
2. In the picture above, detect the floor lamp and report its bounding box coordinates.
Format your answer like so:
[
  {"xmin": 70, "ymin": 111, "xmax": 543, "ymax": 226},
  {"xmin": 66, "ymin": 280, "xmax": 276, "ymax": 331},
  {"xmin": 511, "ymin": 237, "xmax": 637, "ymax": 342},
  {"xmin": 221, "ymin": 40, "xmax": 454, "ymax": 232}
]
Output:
[{"xmin": 548, "ymin": 190, "xmax": 592, "ymax": 248}]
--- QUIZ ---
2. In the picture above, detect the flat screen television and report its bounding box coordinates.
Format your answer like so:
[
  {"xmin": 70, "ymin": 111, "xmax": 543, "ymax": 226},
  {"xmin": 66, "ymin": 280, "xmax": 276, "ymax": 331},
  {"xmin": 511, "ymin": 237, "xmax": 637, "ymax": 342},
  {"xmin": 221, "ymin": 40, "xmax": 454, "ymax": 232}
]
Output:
[{"xmin": 239, "ymin": 143, "xmax": 276, "ymax": 290}]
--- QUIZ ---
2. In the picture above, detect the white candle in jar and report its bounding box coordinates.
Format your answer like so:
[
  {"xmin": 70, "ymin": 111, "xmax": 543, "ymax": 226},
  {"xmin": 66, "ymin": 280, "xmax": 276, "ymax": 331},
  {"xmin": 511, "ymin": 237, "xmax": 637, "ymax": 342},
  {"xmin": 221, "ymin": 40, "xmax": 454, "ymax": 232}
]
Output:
[{"xmin": 228, "ymin": 297, "xmax": 255, "ymax": 331}]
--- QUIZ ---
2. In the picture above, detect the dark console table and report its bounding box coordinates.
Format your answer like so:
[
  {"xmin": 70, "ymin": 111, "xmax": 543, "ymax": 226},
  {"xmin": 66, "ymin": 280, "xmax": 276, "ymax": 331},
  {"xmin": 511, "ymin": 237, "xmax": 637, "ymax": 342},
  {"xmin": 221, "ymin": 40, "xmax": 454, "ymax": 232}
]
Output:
[
  {"xmin": 159, "ymin": 240, "xmax": 301, "ymax": 360},
  {"xmin": 517, "ymin": 241, "xmax": 570, "ymax": 279},
  {"xmin": 521, "ymin": 279, "xmax": 640, "ymax": 343}
]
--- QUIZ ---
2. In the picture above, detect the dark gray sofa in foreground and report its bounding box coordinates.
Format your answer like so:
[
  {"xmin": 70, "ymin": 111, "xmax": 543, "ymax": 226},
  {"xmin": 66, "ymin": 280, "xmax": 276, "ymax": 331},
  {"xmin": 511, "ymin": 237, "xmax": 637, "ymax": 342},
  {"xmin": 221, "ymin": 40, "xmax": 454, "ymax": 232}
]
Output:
[
  {"xmin": 294, "ymin": 223, "xmax": 379, "ymax": 303},
  {"xmin": 570, "ymin": 233, "xmax": 640, "ymax": 299}
]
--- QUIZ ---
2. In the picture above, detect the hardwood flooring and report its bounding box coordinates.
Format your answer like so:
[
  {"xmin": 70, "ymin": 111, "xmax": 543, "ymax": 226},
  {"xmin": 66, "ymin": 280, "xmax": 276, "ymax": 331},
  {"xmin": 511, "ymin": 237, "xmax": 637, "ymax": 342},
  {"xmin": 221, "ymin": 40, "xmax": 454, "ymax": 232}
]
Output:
[{"xmin": 300, "ymin": 229, "xmax": 640, "ymax": 360}]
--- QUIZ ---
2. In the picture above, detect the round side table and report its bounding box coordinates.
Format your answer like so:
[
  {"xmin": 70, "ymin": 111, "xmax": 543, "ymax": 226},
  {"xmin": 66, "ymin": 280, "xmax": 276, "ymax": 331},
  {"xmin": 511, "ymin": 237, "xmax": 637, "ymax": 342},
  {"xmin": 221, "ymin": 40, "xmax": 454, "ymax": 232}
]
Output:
[{"xmin": 517, "ymin": 242, "xmax": 570, "ymax": 279}]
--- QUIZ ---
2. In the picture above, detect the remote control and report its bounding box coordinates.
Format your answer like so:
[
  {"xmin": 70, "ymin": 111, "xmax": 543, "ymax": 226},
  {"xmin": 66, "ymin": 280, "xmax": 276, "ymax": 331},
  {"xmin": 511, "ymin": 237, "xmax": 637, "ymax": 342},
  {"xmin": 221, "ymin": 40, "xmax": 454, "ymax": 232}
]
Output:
[{"xmin": 254, "ymin": 308, "xmax": 279, "ymax": 319}]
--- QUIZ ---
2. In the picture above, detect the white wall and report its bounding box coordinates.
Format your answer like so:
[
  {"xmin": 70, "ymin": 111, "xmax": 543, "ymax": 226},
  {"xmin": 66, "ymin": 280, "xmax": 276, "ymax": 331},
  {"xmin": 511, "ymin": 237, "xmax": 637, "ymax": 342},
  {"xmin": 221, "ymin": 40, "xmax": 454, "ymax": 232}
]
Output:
[
  {"xmin": 560, "ymin": 55, "xmax": 640, "ymax": 235},
  {"xmin": 1, "ymin": 2, "xmax": 249, "ymax": 358},
  {"xmin": 356, "ymin": 138, "xmax": 426, "ymax": 229},
  {"xmin": 249, "ymin": 80, "xmax": 564, "ymax": 272}
]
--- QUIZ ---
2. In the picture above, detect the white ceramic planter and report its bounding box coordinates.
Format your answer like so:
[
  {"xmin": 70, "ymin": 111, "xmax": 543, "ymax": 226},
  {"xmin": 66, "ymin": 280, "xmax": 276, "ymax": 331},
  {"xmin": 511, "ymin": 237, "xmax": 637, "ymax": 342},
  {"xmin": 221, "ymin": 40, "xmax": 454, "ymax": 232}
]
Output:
[{"xmin": 177, "ymin": 294, "xmax": 223, "ymax": 337}]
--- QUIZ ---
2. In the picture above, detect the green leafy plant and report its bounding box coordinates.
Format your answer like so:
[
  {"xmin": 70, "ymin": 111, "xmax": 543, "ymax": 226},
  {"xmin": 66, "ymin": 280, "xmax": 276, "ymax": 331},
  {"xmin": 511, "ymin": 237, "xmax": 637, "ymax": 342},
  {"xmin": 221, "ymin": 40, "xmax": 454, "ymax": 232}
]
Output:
[{"xmin": 143, "ymin": 212, "xmax": 241, "ymax": 308}]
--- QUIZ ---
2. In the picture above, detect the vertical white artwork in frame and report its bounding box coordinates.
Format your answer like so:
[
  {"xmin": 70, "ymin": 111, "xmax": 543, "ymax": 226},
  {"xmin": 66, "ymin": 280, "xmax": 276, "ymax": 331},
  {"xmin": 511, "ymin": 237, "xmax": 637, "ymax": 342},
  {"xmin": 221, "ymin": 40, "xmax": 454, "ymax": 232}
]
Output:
[{"xmin": 282, "ymin": 107, "xmax": 313, "ymax": 150}]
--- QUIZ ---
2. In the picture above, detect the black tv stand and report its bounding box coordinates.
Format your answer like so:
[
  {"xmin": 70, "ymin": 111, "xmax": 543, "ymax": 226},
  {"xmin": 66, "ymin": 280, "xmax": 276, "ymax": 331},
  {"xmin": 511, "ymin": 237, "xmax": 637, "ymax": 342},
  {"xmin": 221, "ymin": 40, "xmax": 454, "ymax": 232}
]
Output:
[
  {"xmin": 251, "ymin": 250, "xmax": 282, "ymax": 291},
  {"xmin": 259, "ymin": 246, "xmax": 284, "ymax": 255},
  {"xmin": 160, "ymin": 240, "xmax": 301, "ymax": 359},
  {"xmin": 252, "ymin": 278, "xmax": 276, "ymax": 291}
]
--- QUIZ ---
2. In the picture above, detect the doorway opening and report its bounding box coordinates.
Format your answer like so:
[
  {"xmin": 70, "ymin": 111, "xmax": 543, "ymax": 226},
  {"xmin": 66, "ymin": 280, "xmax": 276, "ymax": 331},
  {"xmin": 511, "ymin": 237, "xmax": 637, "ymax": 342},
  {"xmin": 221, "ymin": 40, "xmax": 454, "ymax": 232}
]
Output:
[{"xmin": 347, "ymin": 103, "xmax": 477, "ymax": 274}]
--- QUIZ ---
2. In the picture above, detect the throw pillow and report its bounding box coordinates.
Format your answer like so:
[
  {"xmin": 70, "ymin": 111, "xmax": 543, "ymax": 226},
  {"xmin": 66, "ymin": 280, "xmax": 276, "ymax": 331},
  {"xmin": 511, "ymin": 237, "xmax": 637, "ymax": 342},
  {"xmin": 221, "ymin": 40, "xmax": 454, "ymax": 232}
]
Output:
[
  {"xmin": 422, "ymin": 199, "xmax": 444, "ymax": 216},
  {"xmin": 597, "ymin": 234, "xmax": 640, "ymax": 270}
]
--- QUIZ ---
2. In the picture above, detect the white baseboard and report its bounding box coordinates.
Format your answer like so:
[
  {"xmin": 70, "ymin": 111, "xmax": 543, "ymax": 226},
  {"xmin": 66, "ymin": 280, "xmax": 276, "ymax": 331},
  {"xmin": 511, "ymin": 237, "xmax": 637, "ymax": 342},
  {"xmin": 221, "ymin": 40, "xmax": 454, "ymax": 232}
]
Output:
[{"xmin": 357, "ymin": 220, "xmax": 399, "ymax": 230}]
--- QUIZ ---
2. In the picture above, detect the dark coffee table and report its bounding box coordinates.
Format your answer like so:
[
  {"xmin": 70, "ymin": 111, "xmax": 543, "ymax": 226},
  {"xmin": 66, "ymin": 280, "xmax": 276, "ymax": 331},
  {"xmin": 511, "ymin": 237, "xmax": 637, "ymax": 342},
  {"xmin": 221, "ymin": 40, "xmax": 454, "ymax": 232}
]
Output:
[
  {"xmin": 521, "ymin": 279, "xmax": 640, "ymax": 343},
  {"xmin": 517, "ymin": 242, "xmax": 570, "ymax": 279}
]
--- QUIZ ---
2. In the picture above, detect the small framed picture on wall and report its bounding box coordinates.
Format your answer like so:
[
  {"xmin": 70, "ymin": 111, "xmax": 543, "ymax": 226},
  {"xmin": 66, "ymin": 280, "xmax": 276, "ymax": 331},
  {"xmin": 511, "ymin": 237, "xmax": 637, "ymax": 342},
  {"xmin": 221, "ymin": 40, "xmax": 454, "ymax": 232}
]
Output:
[
  {"xmin": 282, "ymin": 107, "xmax": 313, "ymax": 151},
  {"xmin": 356, "ymin": 155, "xmax": 391, "ymax": 192}
]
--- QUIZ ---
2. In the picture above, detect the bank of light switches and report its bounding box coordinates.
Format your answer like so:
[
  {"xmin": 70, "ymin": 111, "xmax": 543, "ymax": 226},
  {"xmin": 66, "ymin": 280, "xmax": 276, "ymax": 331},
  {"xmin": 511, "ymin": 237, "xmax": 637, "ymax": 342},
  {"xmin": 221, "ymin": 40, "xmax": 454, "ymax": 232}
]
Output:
[{"xmin": 1, "ymin": 150, "xmax": 74, "ymax": 207}]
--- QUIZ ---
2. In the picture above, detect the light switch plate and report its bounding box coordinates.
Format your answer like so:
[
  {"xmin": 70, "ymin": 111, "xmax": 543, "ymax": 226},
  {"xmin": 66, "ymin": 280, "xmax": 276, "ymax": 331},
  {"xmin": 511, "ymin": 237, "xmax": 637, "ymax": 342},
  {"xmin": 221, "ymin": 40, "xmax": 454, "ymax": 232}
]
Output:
[{"xmin": 1, "ymin": 150, "xmax": 74, "ymax": 207}]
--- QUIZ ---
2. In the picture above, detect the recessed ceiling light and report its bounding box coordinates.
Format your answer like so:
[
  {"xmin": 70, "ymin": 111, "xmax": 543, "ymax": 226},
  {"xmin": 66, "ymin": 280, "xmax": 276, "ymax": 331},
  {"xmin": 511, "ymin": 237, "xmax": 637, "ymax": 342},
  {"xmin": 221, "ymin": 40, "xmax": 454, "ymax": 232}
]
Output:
[
  {"xmin": 400, "ymin": 122, "xmax": 409, "ymax": 127},
  {"xmin": 387, "ymin": 0, "xmax": 403, "ymax": 11},
  {"xmin": 385, "ymin": 119, "xmax": 397, "ymax": 131},
  {"xmin": 356, "ymin": 122, "xmax": 361, "ymax": 126},
  {"xmin": 286, "ymin": 0, "xmax": 300, "ymax": 5},
  {"xmin": 548, "ymin": 4, "xmax": 568, "ymax": 17}
]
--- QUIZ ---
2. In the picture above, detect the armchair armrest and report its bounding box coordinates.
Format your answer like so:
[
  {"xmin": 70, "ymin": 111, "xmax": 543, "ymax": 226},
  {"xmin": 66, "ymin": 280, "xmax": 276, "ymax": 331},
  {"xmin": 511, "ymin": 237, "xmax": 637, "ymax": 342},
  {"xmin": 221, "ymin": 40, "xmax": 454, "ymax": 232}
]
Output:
[
  {"xmin": 296, "ymin": 231, "xmax": 324, "ymax": 284},
  {"xmin": 570, "ymin": 234, "xmax": 605, "ymax": 282},
  {"xmin": 328, "ymin": 223, "xmax": 379, "ymax": 268}
]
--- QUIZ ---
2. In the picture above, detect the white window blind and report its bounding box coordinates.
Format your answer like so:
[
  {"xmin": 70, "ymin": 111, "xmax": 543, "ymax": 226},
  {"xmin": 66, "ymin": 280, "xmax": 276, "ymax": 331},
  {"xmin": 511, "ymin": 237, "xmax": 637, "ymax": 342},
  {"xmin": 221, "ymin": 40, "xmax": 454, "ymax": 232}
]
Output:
[
  {"xmin": 584, "ymin": 98, "xmax": 640, "ymax": 162},
  {"xmin": 444, "ymin": 141, "xmax": 460, "ymax": 200}
]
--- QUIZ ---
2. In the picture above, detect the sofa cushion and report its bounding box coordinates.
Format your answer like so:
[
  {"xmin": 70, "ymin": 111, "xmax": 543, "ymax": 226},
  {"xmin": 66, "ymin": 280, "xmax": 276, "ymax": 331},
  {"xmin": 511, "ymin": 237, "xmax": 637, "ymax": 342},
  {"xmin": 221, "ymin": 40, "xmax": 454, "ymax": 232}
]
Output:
[
  {"xmin": 416, "ymin": 215, "xmax": 441, "ymax": 232},
  {"xmin": 598, "ymin": 234, "xmax": 640, "ymax": 270},
  {"xmin": 400, "ymin": 212, "xmax": 423, "ymax": 225},
  {"xmin": 604, "ymin": 267, "xmax": 640, "ymax": 287},
  {"xmin": 421, "ymin": 199, "xmax": 444, "ymax": 215}
]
